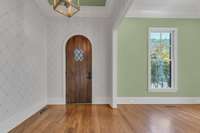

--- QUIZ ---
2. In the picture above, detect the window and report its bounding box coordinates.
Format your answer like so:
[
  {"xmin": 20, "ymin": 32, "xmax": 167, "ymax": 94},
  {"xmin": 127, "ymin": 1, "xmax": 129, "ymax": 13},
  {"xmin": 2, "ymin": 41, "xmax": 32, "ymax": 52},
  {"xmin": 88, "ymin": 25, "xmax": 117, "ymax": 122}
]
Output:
[
  {"xmin": 74, "ymin": 48, "xmax": 84, "ymax": 62},
  {"xmin": 148, "ymin": 28, "xmax": 177, "ymax": 92}
]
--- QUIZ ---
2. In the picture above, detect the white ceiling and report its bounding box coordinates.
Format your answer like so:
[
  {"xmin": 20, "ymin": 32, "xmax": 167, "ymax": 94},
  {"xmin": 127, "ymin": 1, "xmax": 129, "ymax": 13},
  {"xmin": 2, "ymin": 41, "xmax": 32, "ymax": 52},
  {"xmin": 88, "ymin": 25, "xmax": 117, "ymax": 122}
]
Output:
[
  {"xmin": 126, "ymin": 0, "xmax": 200, "ymax": 18},
  {"xmin": 34, "ymin": 0, "xmax": 114, "ymax": 18},
  {"xmin": 34, "ymin": 0, "xmax": 200, "ymax": 18}
]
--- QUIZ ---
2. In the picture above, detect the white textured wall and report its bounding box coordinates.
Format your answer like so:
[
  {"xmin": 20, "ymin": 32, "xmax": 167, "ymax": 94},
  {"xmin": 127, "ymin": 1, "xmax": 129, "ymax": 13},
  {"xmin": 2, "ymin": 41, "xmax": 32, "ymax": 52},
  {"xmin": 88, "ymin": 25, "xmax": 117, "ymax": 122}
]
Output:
[
  {"xmin": 46, "ymin": 18, "xmax": 113, "ymax": 104},
  {"xmin": 45, "ymin": 0, "xmax": 132, "ymax": 105},
  {"xmin": 0, "ymin": 0, "xmax": 46, "ymax": 132},
  {"xmin": 0, "ymin": 0, "xmax": 131, "ymax": 131}
]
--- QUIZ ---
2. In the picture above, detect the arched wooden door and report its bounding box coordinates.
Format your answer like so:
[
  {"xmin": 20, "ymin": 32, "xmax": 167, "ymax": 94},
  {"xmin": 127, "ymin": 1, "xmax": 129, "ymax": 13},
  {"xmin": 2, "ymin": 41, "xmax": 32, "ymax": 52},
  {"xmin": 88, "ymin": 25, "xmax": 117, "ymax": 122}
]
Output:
[{"xmin": 66, "ymin": 35, "xmax": 92, "ymax": 104}]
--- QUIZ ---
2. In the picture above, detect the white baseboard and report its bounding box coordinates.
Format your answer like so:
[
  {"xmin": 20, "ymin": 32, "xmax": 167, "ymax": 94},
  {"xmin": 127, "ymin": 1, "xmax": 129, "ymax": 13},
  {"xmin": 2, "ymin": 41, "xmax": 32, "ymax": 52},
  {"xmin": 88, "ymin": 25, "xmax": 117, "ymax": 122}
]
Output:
[
  {"xmin": 92, "ymin": 97, "xmax": 112, "ymax": 104},
  {"xmin": 117, "ymin": 97, "xmax": 200, "ymax": 104},
  {"xmin": 48, "ymin": 98, "xmax": 65, "ymax": 105},
  {"xmin": 48, "ymin": 97, "xmax": 112, "ymax": 105},
  {"xmin": 0, "ymin": 101, "xmax": 46, "ymax": 133}
]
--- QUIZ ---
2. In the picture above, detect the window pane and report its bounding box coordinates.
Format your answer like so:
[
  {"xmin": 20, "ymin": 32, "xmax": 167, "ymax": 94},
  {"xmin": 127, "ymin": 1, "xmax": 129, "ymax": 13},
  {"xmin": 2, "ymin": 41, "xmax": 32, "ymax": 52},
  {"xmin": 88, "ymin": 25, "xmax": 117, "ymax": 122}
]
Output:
[
  {"xmin": 74, "ymin": 48, "xmax": 84, "ymax": 62},
  {"xmin": 150, "ymin": 32, "xmax": 172, "ymax": 89}
]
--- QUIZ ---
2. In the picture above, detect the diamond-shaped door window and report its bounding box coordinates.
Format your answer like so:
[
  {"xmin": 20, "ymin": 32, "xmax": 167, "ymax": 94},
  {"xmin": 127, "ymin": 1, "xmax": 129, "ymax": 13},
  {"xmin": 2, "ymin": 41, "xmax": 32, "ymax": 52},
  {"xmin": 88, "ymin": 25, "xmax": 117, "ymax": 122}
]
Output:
[{"xmin": 74, "ymin": 48, "xmax": 84, "ymax": 62}]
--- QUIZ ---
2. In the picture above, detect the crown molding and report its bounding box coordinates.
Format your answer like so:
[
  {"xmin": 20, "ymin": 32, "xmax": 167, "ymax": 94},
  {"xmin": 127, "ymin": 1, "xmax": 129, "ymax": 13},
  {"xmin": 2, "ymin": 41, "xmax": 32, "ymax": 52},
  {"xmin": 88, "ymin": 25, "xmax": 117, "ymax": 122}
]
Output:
[
  {"xmin": 126, "ymin": 0, "xmax": 200, "ymax": 19},
  {"xmin": 126, "ymin": 10, "xmax": 200, "ymax": 18}
]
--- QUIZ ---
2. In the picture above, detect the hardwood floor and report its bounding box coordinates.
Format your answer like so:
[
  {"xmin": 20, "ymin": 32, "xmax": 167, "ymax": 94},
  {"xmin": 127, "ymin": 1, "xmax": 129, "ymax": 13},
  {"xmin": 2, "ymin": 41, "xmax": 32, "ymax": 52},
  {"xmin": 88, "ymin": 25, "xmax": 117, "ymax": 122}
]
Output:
[{"xmin": 10, "ymin": 104, "xmax": 200, "ymax": 133}]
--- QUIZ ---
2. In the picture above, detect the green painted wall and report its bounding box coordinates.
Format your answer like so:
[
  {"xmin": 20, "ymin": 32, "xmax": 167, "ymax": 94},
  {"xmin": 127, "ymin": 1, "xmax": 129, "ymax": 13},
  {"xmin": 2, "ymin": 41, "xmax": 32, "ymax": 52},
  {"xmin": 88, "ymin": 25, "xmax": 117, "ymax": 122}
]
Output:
[{"xmin": 118, "ymin": 18, "xmax": 200, "ymax": 97}]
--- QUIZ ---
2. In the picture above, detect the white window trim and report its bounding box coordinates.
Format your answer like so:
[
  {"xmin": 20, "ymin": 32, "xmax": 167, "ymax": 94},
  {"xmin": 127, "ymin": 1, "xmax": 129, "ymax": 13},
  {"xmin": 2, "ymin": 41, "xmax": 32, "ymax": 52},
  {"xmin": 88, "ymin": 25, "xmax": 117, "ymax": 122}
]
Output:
[{"xmin": 148, "ymin": 27, "xmax": 178, "ymax": 92}]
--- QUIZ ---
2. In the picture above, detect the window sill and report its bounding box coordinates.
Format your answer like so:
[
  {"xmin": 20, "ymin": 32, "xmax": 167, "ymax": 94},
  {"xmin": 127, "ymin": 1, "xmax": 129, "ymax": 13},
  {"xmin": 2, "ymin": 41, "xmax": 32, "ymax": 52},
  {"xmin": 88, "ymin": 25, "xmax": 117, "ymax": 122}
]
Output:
[{"xmin": 148, "ymin": 88, "xmax": 178, "ymax": 93}]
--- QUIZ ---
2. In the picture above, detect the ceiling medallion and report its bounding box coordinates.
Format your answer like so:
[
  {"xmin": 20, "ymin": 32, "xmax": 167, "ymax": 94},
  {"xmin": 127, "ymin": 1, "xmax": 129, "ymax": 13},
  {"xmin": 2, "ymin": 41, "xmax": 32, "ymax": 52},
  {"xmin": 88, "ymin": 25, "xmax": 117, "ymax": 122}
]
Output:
[{"xmin": 49, "ymin": 0, "xmax": 80, "ymax": 17}]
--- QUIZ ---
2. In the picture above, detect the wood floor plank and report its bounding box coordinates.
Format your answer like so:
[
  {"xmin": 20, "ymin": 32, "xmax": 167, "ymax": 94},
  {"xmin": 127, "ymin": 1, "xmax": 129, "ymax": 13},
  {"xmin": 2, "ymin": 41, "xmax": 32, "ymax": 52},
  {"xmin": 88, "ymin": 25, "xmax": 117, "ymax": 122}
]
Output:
[{"xmin": 9, "ymin": 104, "xmax": 200, "ymax": 133}]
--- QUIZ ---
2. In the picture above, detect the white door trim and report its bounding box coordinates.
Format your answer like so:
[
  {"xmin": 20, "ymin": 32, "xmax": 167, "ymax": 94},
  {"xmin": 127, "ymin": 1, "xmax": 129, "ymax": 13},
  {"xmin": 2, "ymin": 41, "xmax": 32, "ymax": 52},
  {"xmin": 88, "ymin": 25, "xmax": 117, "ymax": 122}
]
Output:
[
  {"xmin": 112, "ymin": 30, "xmax": 118, "ymax": 108},
  {"xmin": 62, "ymin": 33, "xmax": 95, "ymax": 104}
]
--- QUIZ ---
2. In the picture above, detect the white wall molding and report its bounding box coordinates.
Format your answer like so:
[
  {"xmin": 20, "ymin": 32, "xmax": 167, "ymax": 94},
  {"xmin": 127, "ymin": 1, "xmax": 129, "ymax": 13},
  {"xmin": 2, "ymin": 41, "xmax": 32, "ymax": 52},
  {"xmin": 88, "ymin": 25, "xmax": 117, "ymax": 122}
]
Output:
[
  {"xmin": 48, "ymin": 98, "xmax": 65, "ymax": 105},
  {"xmin": 0, "ymin": 102, "xmax": 46, "ymax": 133},
  {"xmin": 92, "ymin": 97, "xmax": 112, "ymax": 104},
  {"xmin": 117, "ymin": 97, "xmax": 200, "ymax": 104},
  {"xmin": 48, "ymin": 97, "xmax": 112, "ymax": 105},
  {"xmin": 126, "ymin": 0, "xmax": 200, "ymax": 19},
  {"xmin": 126, "ymin": 10, "xmax": 200, "ymax": 18},
  {"xmin": 111, "ymin": 30, "xmax": 118, "ymax": 108}
]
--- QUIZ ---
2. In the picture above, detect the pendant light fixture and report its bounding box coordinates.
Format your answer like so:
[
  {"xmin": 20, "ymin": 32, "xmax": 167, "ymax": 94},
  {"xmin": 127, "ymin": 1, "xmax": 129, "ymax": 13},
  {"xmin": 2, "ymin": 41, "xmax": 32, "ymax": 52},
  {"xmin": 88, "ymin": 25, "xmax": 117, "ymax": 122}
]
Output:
[{"xmin": 49, "ymin": 0, "xmax": 80, "ymax": 17}]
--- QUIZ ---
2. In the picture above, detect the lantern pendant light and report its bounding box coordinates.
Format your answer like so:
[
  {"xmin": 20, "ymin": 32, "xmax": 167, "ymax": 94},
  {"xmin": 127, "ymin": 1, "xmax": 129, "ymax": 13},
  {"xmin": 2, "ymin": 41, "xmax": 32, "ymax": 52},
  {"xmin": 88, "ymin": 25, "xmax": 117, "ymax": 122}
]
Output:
[{"xmin": 52, "ymin": 0, "xmax": 80, "ymax": 17}]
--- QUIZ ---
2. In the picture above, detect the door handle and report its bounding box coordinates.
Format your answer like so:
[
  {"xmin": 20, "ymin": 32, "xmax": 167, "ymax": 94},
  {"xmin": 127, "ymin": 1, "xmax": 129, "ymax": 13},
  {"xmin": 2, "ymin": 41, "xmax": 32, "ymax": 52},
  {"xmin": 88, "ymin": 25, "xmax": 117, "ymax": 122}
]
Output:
[{"xmin": 87, "ymin": 72, "xmax": 92, "ymax": 79}]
